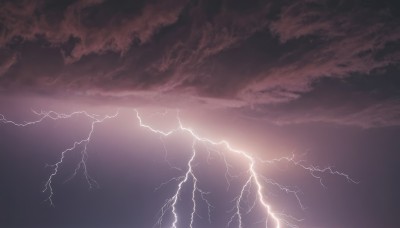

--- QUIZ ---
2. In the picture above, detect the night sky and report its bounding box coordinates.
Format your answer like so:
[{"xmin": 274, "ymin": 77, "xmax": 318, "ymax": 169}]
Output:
[{"xmin": 1, "ymin": 0, "xmax": 400, "ymax": 228}]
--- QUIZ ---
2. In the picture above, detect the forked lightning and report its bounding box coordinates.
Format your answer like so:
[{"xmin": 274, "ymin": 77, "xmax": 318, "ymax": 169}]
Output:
[{"xmin": 0, "ymin": 109, "xmax": 357, "ymax": 227}]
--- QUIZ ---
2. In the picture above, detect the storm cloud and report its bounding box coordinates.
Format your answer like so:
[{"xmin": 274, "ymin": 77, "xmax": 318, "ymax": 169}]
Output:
[{"xmin": 0, "ymin": 0, "xmax": 399, "ymax": 127}]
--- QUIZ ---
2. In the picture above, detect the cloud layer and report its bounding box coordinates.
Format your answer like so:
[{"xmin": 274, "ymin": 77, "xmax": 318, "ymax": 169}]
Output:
[{"xmin": 0, "ymin": 0, "xmax": 399, "ymax": 127}]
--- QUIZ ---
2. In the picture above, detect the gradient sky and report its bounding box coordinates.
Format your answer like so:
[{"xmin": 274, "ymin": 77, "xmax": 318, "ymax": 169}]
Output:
[{"xmin": 0, "ymin": 0, "xmax": 400, "ymax": 227}]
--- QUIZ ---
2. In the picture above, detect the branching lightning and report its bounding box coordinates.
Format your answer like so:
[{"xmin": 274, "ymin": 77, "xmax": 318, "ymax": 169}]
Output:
[
  {"xmin": 134, "ymin": 110, "xmax": 357, "ymax": 228},
  {"xmin": 0, "ymin": 108, "xmax": 357, "ymax": 227},
  {"xmin": 1, "ymin": 110, "xmax": 119, "ymax": 206}
]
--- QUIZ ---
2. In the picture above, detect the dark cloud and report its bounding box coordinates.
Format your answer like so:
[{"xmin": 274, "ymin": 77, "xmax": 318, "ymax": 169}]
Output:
[
  {"xmin": 0, "ymin": 0, "xmax": 399, "ymax": 127},
  {"xmin": 0, "ymin": 49, "xmax": 17, "ymax": 76},
  {"xmin": 242, "ymin": 69, "xmax": 400, "ymax": 128},
  {"xmin": 241, "ymin": 0, "xmax": 400, "ymax": 103},
  {"xmin": 0, "ymin": 0, "xmax": 187, "ymax": 62}
]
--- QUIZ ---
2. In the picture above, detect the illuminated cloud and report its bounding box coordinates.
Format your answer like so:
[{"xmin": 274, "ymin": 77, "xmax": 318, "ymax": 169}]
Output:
[{"xmin": 0, "ymin": 0, "xmax": 399, "ymax": 127}]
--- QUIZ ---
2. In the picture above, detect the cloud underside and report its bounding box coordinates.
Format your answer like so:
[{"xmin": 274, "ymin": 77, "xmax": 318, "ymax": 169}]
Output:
[{"xmin": 0, "ymin": 0, "xmax": 399, "ymax": 127}]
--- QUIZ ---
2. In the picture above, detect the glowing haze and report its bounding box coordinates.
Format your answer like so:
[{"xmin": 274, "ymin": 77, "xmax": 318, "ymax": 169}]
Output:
[{"xmin": 1, "ymin": 0, "xmax": 400, "ymax": 227}]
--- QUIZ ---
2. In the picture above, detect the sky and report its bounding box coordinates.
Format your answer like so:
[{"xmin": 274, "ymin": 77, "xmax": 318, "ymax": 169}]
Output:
[{"xmin": 0, "ymin": 0, "xmax": 399, "ymax": 227}]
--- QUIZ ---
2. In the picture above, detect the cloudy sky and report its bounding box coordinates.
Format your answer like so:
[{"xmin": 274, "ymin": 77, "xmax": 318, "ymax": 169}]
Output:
[{"xmin": 0, "ymin": 0, "xmax": 399, "ymax": 227}]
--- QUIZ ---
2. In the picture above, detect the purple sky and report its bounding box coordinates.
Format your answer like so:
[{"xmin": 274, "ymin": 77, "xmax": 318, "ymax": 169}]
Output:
[{"xmin": 1, "ymin": 0, "xmax": 400, "ymax": 227}]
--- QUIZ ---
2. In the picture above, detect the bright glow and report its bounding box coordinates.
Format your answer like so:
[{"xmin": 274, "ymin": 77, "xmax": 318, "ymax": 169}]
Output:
[{"xmin": 0, "ymin": 109, "xmax": 357, "ymax": 227}]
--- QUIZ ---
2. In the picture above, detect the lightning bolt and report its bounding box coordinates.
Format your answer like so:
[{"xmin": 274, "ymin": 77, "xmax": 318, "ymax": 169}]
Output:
[
  {"xmin": 0, "ymin": 108, "xmax": 357, "ymax": 227},
  {"xmin": 1, "ymin": 110, "xmax": 119, "ymax": 206},
  {"xmin": 135, "ymin": 110, "xmax": 357, "ymax": 228}
]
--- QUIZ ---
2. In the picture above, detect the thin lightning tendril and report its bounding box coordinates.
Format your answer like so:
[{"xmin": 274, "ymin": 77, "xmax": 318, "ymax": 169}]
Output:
[
  {"xmin": 1, "ymin": 110, "xmax": 119, "ymax": 206},
  {"xmin": 0, "ymin": 109, "xmax": 357, "ymax": 227}
]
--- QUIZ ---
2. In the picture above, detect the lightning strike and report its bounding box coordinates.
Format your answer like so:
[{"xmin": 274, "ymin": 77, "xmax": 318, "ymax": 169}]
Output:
[
  {"xmin": 0, "ymin": 109, "xmax": 356, "ymax": 227},
  {"xmin": 136, "ymin": 109, "xmax": 285, "ymax": 227},
  {"xmin": 1, "ymin": 110, "xmax": 119, "ymax": 206},
  {"xmin": 135, "ymin": 109, "xmax": 357, "ymax": 228}
]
